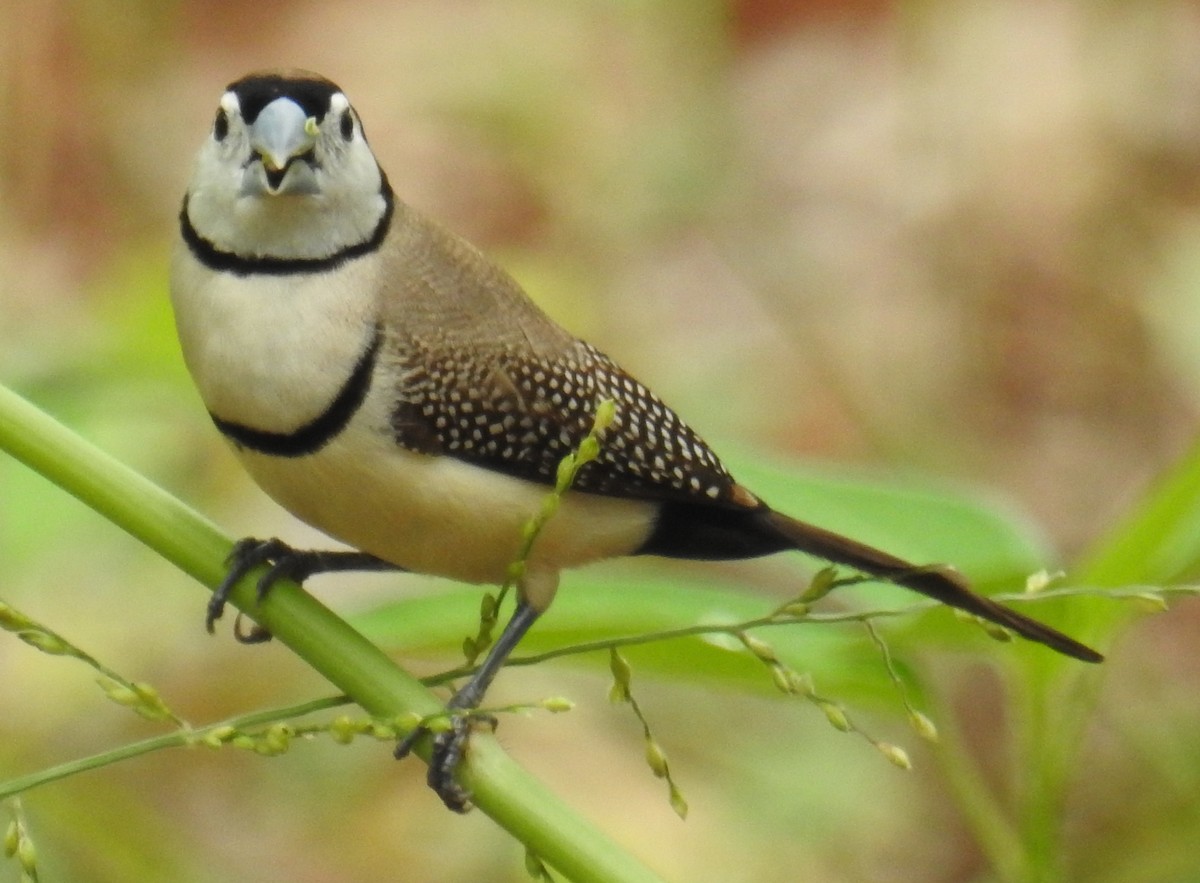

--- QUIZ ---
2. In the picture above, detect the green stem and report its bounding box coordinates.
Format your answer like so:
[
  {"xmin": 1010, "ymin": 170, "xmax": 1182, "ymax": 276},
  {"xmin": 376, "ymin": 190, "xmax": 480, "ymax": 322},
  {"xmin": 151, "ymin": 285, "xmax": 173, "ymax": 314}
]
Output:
[
  {"xmin": 0, "ymin": 696, "xmax": 349, "ymax": 798},
  {"xmin": 1016, "ymin": 666, "xmax": 1065, "ymax": 883},
  {"xmin": 927, "ymin": 693, "xmax": 1028, "ymax": 883},
  {"xmin": 0, "ymin": 383, "xmax": 665, "ymax": 883}
]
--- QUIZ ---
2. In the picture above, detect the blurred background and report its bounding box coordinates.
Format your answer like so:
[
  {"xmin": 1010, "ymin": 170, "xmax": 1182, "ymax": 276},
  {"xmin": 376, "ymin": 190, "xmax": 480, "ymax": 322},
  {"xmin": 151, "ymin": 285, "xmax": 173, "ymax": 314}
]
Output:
[{"xmin": 3, "ymin": 1, "xmax": 1200, "ymax": 880}]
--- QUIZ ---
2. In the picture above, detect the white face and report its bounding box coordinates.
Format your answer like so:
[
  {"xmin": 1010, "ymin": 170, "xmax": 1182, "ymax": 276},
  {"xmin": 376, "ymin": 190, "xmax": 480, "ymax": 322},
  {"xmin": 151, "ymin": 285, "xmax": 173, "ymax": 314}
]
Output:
[{"xmin": 183, "ymin": 83, "xmax": 389, "ymax": 262}]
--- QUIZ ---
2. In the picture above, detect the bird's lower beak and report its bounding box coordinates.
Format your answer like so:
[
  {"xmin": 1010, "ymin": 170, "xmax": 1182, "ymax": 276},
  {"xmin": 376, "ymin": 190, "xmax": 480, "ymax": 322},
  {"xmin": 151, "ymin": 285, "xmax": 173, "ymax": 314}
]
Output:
[{"xmin": 247, "ymin": 98, "xmax": 318, "ymax": 193}]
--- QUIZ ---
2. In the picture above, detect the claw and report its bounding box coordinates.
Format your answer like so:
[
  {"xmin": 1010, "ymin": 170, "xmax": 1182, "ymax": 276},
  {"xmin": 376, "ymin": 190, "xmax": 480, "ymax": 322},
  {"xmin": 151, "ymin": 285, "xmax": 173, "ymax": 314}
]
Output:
[
  {"xmin": 393, "ymin": 725, "xmax": 422, "ymax": 761},
  {"xmin": 394, "ymin": 711, "xmax": 495, "ymax": 813},
  {"xmin": 205, "ymin": 538, "xmax": 401, "ymax": 636},
  {"xmin": 207, "ymin": 537, "xmax": 286, "ymax": 632},
  {"xmin": 428, "ymin": 718, "xmax": 473, "ymax": 812},
  {"xmin": 232, "ymin": 612, "xmax": 275, "ymax": 644}
]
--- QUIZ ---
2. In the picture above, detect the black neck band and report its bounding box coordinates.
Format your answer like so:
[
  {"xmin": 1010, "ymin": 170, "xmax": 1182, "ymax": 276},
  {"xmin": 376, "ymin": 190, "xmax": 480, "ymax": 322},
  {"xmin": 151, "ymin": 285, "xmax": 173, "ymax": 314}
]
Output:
[{"xmin": 179, "ymin": 176, "xmax": 395, "ymax": 277}]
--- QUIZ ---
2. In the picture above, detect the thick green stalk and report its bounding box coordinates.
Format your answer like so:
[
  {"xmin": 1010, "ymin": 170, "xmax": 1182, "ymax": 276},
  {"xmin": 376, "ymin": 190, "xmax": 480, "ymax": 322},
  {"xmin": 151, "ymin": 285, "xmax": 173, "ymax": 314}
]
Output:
[{"xmin": 0, "ymin": 383, "xmax": 665, "ymax": 883}]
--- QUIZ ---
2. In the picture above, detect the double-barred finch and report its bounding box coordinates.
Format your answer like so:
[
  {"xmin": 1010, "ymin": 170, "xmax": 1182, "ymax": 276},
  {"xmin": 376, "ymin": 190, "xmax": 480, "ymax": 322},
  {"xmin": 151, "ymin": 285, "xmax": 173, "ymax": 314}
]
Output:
[{"xmin": 171, "ymin": 69, "xmax": 1102, "ymax": 811}]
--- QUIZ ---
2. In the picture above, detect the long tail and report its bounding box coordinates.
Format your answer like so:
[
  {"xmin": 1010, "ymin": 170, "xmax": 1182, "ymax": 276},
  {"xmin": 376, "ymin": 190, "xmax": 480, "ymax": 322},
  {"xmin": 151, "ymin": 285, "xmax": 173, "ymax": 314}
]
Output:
[{"xmin": 760, "ymin": 510, "xmax": 1103, "ymax": 663}]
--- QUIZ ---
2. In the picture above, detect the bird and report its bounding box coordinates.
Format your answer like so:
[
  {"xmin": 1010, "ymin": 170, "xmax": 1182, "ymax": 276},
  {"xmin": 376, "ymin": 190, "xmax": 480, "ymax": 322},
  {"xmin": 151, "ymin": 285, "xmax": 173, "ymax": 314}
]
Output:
[{"xmin": 170, "ymin": 69, "xmax": 1103, "ymax": 812}]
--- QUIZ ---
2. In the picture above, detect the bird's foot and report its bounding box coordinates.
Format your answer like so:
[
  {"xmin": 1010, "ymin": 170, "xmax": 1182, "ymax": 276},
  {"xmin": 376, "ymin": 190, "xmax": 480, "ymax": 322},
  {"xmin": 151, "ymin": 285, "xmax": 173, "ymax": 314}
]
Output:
[
  {"xmin": 394, "ymin": 708, "xmax": 498, "ymax": 813},
  {"xmin": 207, "ymin": 537, "xmax": 282, "ymax": 641},
  {"xmin": 207, "ymin": 537, "xmax": 397, "ymax": 642}
]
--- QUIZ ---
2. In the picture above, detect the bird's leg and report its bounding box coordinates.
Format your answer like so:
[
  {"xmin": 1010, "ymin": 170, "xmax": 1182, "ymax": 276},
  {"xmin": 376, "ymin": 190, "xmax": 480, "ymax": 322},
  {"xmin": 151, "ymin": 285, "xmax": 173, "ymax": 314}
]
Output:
[
  {"xmin": 394, "ymin": 599, "xmax": 542, "ymax": 813},
  {"xmin": 207, "ymin": 536, "xmax": 403, "ymax": 640}
]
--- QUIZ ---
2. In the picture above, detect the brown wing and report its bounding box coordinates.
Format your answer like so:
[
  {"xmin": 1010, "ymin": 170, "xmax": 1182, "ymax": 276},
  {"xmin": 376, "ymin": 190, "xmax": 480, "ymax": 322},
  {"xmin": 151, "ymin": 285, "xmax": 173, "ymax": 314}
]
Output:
[
  {"xmin": 389, "ymin": 336, "xmax": 751, "ymax": 507},
  {"xmin": 379, "ymin": 204, "xmax": 760, "ymax": 515}
]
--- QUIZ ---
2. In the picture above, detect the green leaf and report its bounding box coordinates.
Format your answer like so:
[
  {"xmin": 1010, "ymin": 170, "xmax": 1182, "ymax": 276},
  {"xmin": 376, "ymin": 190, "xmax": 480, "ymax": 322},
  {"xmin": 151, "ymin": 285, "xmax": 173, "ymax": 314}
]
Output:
[{"xmin": 1076, "ymin": 435, "xmax": 1200, "ymax": 586}]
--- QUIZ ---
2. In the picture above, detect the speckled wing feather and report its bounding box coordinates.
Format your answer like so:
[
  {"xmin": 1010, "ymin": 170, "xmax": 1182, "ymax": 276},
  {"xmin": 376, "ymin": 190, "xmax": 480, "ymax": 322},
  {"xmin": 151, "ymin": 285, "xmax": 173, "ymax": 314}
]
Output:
[{"xmin": 390, "ymin": 335, "xmax": 746, "ymax": 507}]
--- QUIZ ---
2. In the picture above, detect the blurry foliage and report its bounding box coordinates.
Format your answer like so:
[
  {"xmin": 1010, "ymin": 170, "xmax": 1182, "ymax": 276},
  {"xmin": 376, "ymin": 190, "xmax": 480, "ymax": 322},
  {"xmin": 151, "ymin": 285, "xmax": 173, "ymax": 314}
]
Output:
[{"xmin": 4, "ymin": 1, "xmax": 1200, "ymax": 881}]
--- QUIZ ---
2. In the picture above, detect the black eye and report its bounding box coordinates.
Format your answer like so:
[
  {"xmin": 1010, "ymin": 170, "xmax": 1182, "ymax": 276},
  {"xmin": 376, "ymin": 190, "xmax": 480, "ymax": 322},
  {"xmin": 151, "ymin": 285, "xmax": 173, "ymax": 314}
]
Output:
[
  {"xmin": 213, "ymin": 109, "xmax": 229, "ymax": 141},
  {"xmin": 339, "ymin": 110, "xmax": 354, "ymax": 141}
]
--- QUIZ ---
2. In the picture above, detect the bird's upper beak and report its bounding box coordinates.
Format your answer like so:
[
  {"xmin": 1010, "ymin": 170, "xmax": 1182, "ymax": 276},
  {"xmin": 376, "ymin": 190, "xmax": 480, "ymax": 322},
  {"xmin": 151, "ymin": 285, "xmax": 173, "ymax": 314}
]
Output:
[{"xmin": 245, "ymin": 98, "xmax": 319, "ymax": 194}]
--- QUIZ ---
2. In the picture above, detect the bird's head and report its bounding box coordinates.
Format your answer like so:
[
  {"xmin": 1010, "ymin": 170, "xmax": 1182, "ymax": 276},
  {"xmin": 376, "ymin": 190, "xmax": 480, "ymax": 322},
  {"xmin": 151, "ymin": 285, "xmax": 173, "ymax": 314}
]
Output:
[{"xmin": 182, "ymin": 70, "xmax": 391, "ymax": 263}]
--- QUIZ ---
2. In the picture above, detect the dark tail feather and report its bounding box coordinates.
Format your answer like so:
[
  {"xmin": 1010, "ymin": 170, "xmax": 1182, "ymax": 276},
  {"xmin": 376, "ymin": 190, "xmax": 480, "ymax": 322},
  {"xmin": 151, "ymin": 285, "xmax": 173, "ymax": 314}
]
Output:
[{"xmin": 761, "ymin": 510, "xmax": 1103, "ymax": 663}]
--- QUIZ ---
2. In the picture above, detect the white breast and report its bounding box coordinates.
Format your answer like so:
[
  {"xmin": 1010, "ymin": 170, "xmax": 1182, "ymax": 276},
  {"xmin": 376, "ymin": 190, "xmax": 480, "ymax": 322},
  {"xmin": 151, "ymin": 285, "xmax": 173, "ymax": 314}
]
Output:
[{"xmin": 169, "ymin": 244, "xmax": 381, "ymax": 430}]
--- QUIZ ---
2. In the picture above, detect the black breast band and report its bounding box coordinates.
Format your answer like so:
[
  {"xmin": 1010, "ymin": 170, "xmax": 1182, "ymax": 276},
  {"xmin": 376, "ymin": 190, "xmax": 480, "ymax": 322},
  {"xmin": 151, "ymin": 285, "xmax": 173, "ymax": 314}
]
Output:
[{"xmin": 211, "ymin": 323, "xmax": 383, "ymax": 458}]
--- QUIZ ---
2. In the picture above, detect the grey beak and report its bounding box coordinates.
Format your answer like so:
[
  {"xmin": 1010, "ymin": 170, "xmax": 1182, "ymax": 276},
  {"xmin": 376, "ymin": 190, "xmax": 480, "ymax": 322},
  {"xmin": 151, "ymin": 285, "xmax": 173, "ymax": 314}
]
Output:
[{"xmin": 249, "ymin": 98, "xmax": 317, "ymax": 171}]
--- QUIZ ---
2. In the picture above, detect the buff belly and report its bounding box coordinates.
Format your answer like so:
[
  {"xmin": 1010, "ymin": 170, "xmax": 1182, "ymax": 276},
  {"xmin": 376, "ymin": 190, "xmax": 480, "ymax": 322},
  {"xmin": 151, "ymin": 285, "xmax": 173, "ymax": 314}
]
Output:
[{"xmin": 230, "ymin": 418, "xmax": 655, "ymax": 609}]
